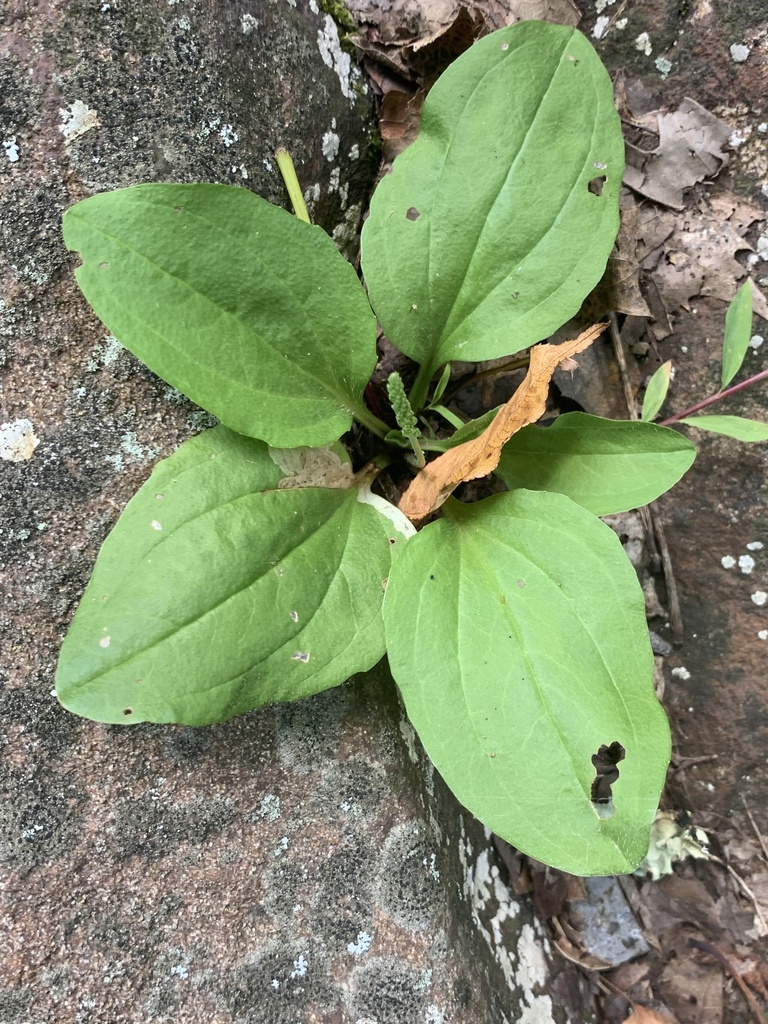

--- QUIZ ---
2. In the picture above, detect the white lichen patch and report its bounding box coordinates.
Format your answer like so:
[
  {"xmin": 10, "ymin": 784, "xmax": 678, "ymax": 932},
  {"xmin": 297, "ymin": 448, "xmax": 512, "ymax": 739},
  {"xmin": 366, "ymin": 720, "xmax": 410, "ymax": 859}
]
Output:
[
  {"xmin": 106, "ymin": 431, "xmax": 157, "ymax": 472},
  {"xmin": 332, "ymin": 202, "xmax": 363, "ymax": 251},
  {"xmin": 655, "ymin": 57, "xmax": 673, "ymax": 78},
  {"xmin": 592, "ymin": 16, "xmax": 610, "ymax": 39},
  {"xmin": 424, "ymin": 1006, "xmax": 444, "ymax": 1024},
  {"xmin": 219, "ymin": 124, "xmax": 239, "ymax": 147},
  {"xmin": 672, "ymin": 666, "xmax": 691, "ymax": 680},
  {"xmin": 721, "ymin": 555, "xmax": 737, "ymax": 568},
  {"xmin": 635, "ymin": 32, "xmax": 652, "ymax": 55},
  {"xmin": 59, "ymin": 100, "xmax": 100, "ymax": 143},
  {"xmin": 322, "ymin": 130, "xmax": 340, "ymax": 162},
  {"xmin": 595, "ymin": 0, "xmax": 617, "ymax": 11},
  {"xmin": 758, "ymin": 630, "xmax": 768, "ymax": 640},
  {"xmin": 730, "ymin": 43, "xmax": 750, "ymax": 63},
  {"xmin": 518, "ymin": 994, "xmax": 557, "ymax": 1024},
  {"xmin": 749, "ymin": 335, "xmax": 764, "ymax": 350},
  {"xmin": 739, "ymin": 554, "xmax": 756, "ymax": 574},
  {"xmin": 348, "ymin": 144, "xmax": 360, "ymax": 160},
  {"xmin": 459, "ymin": 828, "xmax": 522, "ymax": 992},
  {"xmin": 515, "ymin": 923, "xmax": 548, "ymax": 989},
  {"xmin": 3, "ymin": 137, "xmax": 19, "ymax": 163},
  {"xmin": 87, "ymin": 334, "xmax": 124, "ymax": 371},
  {"xmin": 317, "ymin": 14, "xmax": 360, "ymax": 101},
  {"xmin": 346, "ymin": 930, "xmax": 372, "ymax": 955},
  {"xmin": 751, "ymin": 591, "xmax": 768, "ymax": 607},
  {"xmin": 241, "ymin": 13, "xmax": 259, "ymax": 33},
  {"xmin": 729, "ymin": 127, "xmax": 751, "ymax": 149},
  {"xmin": 258, "ymin": 794, "xmax": 281, "ymax": 822},
  {"xmin": 0, "ymin": 418, "xmax": 39, "ymax": 461},
  {"xmin": 290, "ymin": 954, "xmax": 308, "ymax": 978},
  {"xmin": 747, "ymin": 541, "xmax": 765, "ymax": 551}
]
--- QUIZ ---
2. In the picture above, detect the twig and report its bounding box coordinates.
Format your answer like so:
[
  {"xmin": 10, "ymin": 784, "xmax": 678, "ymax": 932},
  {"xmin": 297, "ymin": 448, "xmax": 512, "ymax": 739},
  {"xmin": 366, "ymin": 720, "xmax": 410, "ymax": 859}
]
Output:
[
  {"xmin": 688, "ymin": 937, "xmax": 767, "ymax": 1024},
  {"xmin": 741, "ymin": 795, "xmax": 768, "ymax": 864},
  {"xmin": 659, "ymin": 367, "xmax": 768, "ymax": 426},
  {"xmin": 708, "ymin": 853, "xmax": 768, "ymax": 937},
  {"xmin": 669, "ymin": 752, "xmax": 719, "ymax": 772},
  {"xmin": 657, "ymin": 518, "xmax": 684, "ymax": 645},
  {"xmin": 609, "ymin": 314, "xmax": 684, "ymax": 635}
]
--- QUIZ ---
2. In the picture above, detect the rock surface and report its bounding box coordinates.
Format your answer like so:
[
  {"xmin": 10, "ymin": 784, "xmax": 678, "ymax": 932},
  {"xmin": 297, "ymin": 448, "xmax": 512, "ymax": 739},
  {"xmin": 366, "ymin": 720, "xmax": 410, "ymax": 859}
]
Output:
[{"xmin": 0, "ymin": 2, "xmax": 578, "ymax": 1021}]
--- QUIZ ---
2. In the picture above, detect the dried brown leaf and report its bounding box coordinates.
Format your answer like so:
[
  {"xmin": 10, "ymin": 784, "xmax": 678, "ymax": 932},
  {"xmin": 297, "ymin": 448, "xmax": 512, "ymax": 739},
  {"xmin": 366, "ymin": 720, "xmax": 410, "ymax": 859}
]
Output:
[
  {"xmin": 380, "ymin": 88, "xmax": 425, "ymax": 160},
  {"xmin": 624, "ymin": 1004, "xmax": 680, "ymax": 1024},
  {"xmin": 624, "ymin": 98, "xmax": 731, "ymax": 209},
  {"xmin": 398, "ymin": 323, "xmax": 606, "ymax": 521}
]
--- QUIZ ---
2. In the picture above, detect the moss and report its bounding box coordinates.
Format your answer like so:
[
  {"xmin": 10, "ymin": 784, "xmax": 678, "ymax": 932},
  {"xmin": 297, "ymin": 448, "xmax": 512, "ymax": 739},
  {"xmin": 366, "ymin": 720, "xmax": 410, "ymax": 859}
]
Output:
[
  {"xmin": 318, "ymin": 0, "xmax": 358, "ymax": 56},
  {"xmin": 715, "ymin": 0, "xmax": 768, "ymax": 34},
  {"xmin": 318, "ymin": 0, "xmax": 356, "ymax": 35}
]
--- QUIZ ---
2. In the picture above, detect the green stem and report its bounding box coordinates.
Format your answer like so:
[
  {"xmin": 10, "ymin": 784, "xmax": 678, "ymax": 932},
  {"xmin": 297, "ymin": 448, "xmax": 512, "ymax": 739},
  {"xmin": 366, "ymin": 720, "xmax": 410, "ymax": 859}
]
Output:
[
  {"xmin": 408, "ymin": 433, "xmax": 426, "ymax": 469},
  {"xmin": 409, "ymin": 361, "xmax": 435, "ymax": 412},
  {"xmin": 275, "ymin": 148, "xmax": 311, "ymax": 224},
  {"xmin": 349, "ymin": 400, "xmax": 390, "ymax": 439},
  {"xmin": 659, "ymin": 367, "xmax": 768, "ymax": 426}
]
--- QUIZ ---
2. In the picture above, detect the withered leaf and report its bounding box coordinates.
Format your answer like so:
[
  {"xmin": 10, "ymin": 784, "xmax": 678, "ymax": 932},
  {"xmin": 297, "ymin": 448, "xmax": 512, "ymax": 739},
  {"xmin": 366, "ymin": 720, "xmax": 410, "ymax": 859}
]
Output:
[{"xmin": 398, "ymin": 323, "xmax": 607, "ymax": 521}]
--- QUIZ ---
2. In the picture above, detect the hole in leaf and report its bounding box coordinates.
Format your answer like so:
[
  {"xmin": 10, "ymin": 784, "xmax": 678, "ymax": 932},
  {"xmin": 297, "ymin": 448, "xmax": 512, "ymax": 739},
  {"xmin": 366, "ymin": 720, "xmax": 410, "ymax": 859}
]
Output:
[
  {"xmin": 591, "ymin": 740, "xmax": 625, "ymax": 808},
  {"xmin": 388, "ymin": 537, "xmax": 397, "ymax": 544},
  {"xmin": 588, "ymin": 175, "xmax": 606, "ymax": 196},
  {"xmin": 123, "ymin": 707, "xmax": 134, "ymax": 716},
  {"xmin": 406, "ymin": 207, "xmax": 420, "ymax": 221}
]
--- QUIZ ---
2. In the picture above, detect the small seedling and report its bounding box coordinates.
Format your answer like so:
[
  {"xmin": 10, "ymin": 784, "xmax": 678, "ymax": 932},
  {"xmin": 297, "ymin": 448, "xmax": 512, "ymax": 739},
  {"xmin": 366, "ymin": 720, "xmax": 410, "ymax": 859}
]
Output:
[
  {"xmin": 641, "ymin": 280, "xmax": 768, "ymax": 441},
  {"xmin": 54, "ymin": 21, "xmax": 762, "ymax": 875}
]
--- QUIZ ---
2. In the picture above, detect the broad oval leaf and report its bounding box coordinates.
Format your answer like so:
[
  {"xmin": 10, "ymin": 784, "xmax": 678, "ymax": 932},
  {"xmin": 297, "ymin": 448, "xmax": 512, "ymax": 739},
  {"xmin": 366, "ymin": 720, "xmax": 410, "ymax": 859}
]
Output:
[
  {"xmin": 361, "ymin": 22, "xmax": 624, "ymax": 377},
  {"xmin": 383, "ymin": 490, "xmax": 670, "ymax": 875},
  {"xmin": 56, "ymin": 427, "xmax": 409, "ymax": 725},
  {"xmin": 496, "ymin": 413, "xmax": 696, "ymax": 514},
  {"xmin": 63, "ymin": 184, "xmax": 377, "ymax": 447},
  {"xmin": 679, "ymin": 415, "xmax": 768, "ymax": 442},
  {"xmin": 721, "ymin": 279, "xmax": 753, "ymax": 388}
]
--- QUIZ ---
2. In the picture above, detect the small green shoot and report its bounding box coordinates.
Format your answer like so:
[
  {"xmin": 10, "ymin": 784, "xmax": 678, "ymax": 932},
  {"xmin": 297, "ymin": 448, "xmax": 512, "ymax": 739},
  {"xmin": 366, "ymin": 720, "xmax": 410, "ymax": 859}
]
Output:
[
  {"xmin": 659, "ymin": 281, "xmax": 768, "ymax": 441},
  {"xmin": 642, "ymin": 360, "xmax": 672, "ymax": 422}
]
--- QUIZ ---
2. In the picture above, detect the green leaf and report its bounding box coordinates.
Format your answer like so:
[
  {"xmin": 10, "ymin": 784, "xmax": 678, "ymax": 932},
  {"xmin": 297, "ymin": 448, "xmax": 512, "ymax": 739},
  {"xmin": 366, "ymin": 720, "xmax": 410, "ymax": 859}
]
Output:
[
  {"xmin": 430, "ymin": 363, "xmax": 452, "ymax": 405},
  {"xmin": 679, "ymin": 415, "xmax": 768, "ymax": 442},
  {"xmin": 56, "ymin": 427, "xmax": 411, "ymax": 725},
  {"xmin": 424, "ymin": 406, "xmax": 502, "ymax": 452},
  {"xmin": 721, "ymin": 279, "xmax": 753, "ymax": 388},
  {"xmin": 361, "ymin": 22, "xmax": 623, "ymax": 379},
  {"xmin": 496, "ymin": 413, "xmax": 696, "ymax": 514},
  {"xmin": 383, "ymin": 490, "xmax": 670, "ymax": 875},
  {"xmin": 641, "ymin": 360, "xmax": 672, "ymax": 422},
  {"xmin": 63, "ymin": 184, "xmax": 378, "ymax": 447}
]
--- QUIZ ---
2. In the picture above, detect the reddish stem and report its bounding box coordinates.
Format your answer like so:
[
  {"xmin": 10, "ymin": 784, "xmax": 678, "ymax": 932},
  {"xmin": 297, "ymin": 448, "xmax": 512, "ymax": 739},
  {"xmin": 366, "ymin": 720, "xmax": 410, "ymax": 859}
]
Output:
[{"xmin": 659, "ymin": 366, "xmax": 768, "ymax": 426}]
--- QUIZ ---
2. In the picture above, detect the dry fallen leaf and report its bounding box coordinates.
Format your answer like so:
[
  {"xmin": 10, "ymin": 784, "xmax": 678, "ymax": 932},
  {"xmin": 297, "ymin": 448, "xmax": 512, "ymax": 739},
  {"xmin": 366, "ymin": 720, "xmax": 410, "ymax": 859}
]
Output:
[
  {"xmin": 349, "ymin": 0, "xmax": 579, "ymax": 82},
  {"xmin": 398, "ymin": 323, "xmax": 607, "ymax": 521},
  {"xmin": 623, "ymin": 1003, "xmax": 680, "ymax": 1024},
  {"xmin": 624, "ymin": 98, "xmax": 732, "ymax": 209},
  {"xmin": 638, "ymin": 194, "xmax": 768, "ymax": 324},
  {"xmin": 380, "ymin": 88, "xmax": 425, "ymax": 161}
]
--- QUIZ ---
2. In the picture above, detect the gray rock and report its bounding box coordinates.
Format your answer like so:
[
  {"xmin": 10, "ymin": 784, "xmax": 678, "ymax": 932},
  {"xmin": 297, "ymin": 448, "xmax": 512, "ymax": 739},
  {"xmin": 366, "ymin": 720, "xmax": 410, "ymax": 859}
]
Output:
[{"xmin": 0, "ymin": 1, "xmax": 586, "ymax": 1020}]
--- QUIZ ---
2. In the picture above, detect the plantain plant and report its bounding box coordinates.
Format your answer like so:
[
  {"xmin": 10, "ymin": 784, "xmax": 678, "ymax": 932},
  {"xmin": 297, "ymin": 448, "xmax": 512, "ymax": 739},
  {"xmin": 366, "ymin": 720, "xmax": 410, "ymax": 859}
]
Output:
[{"xmin": 56, "ymin": 21, "xmax": 713, "ymax": 875}]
